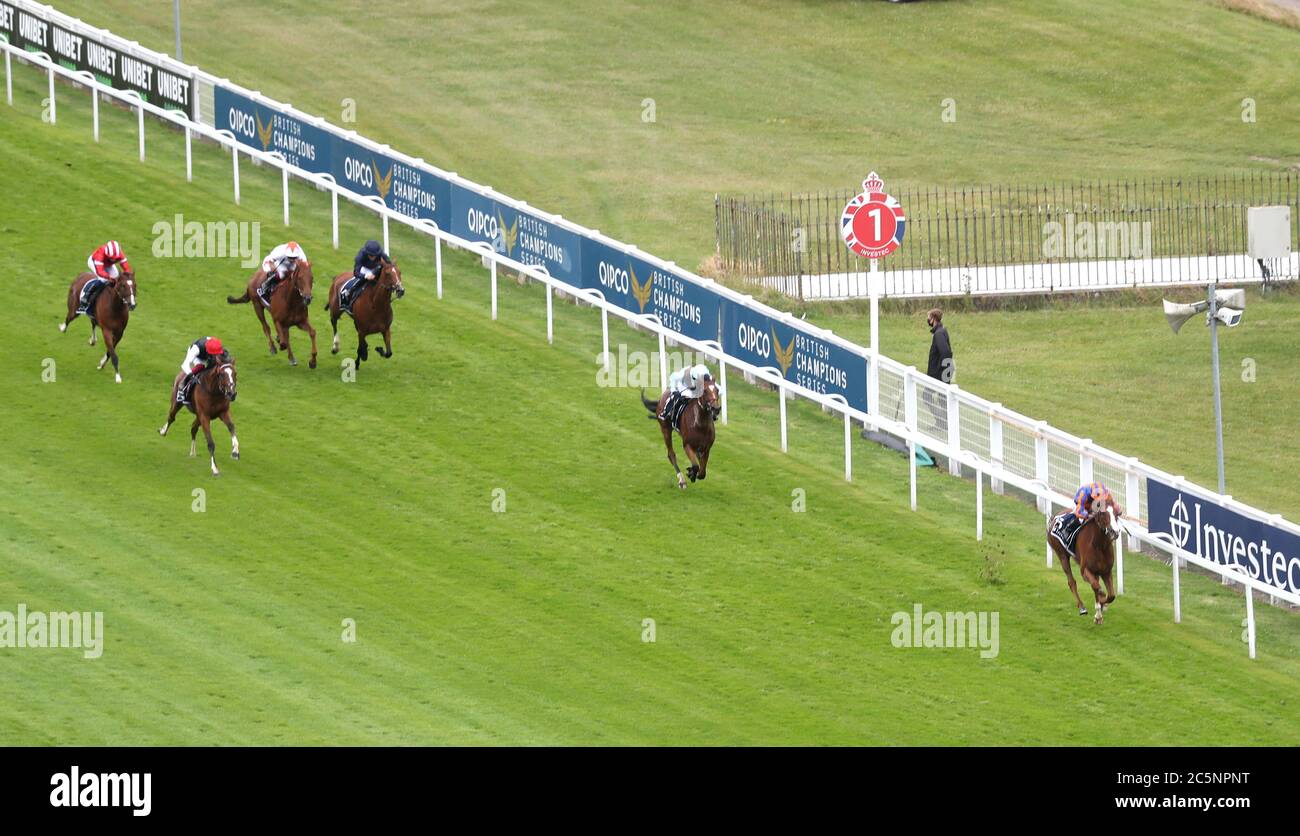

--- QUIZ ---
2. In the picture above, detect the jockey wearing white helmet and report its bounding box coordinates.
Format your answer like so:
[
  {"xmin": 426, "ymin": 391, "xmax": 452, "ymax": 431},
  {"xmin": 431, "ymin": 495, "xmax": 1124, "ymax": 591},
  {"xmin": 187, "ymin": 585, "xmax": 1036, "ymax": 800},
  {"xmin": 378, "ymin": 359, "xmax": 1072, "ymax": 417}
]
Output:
[
  {"xmin": 257, "ymin": 241, "xmax": 306, "ymax": 304},
  {"xmin": 659, "ymin": 363, "xmax": 713, "ymax": 421}
]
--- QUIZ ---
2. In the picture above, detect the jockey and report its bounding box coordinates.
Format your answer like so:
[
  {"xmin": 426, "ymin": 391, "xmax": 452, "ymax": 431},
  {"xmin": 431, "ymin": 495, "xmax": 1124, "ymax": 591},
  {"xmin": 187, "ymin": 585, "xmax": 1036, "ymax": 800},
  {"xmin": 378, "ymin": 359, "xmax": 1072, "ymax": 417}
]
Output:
[
  {"xmin": 341, "ymin": 239, "xmax": 390, "ymax": 310},
  {"xmin": 80, "ymin": 241, "xmax": 132, "ymax": 311},
  {"xmin": 1052, "ymin": 481, "xmax": 1124, "ymax": 555},
  {"xmin": 256, "ymin": 241, "xmax": 306, "ymax": 303},
  {"xmin": 177, "ymin": 336, "xmax": 226, "ymax": 403},
  {"xmin": 659, "ymin": 362, "xmax": 713, "ymax": 422}
]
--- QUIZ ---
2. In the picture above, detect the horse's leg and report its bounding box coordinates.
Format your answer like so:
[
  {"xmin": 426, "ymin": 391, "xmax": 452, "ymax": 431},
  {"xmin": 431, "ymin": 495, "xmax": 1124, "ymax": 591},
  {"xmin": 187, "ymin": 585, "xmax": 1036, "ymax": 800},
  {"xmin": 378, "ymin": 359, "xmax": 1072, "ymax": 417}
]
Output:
[
  {"xmin": 1055, "ymin": 546, "xmax": 1087, "ymax": 616},
  {"xmin": 218, "ymin": 408, "xmax": 239, "ymax": 460},
  {"xmin": 683, "ymin": 441, "xmax": 701, "ymax": 483},
  {"xmin": 1080, "ymin": 563, "xmax": 1105, "ymax": 624},
  {"xmin": 356, "ymin": 333, "xmax": 369, "ymax": 365},
  {"xmin": 159, "ymin": 398, "xmax": 181, "ymax": 436},
  {"xmin": 303, "ymin": 318, "xmax": 318, "ymax": 369},
  {"xmin": 107, "ymin": 327, "xmax": 122, "ymax": 383},
  {"xmin": 279, "ymin": 319, "xmax": 297, "ymax": 366},
  {"xmin": 200, "ymin": 413, "xmax": 219, "ymax": 476},
  {"xmin": 378, "ymin": 327, "xmax": 393, "ymax": 359},
  {"xmin": 88, "ymin": 319, "xmax": 97, "ymax": 346},
  {"xmin": 1101, "ymin": 569, "xmax": 1117, "ymax": 609},
  {"xmin": 697, "ymin": 444, "xmax": 711, "ymax": 481},
  {"xmin": 189, "ymin": 416, "xmax": 200, "ymax": 457},
  {"xmin": 330, "ymin": 312, "xmax": 341, "ymax": 355},
  {"xmin": 661, "ymin": 422, "xmax": 686, "ymax": 489},
  {"xmin": 255, "ymin": 296, "xmax": 277, "ymax": 355}
]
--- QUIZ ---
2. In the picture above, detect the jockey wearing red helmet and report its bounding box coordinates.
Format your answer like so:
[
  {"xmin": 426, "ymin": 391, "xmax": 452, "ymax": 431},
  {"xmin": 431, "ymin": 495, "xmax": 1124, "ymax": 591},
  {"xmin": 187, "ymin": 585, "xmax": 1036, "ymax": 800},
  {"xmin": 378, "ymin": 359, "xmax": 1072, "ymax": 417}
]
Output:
[
  {"xmin": 89, "ymin": 241, "xmax": 131, "ymax": 280},
  {"xmin": 177, "ymin": 337, "xmax": 228, "ymax": 403},
  {"xmin": 77, "ymin": 240, "xmax": 133, "ymax": 312}
]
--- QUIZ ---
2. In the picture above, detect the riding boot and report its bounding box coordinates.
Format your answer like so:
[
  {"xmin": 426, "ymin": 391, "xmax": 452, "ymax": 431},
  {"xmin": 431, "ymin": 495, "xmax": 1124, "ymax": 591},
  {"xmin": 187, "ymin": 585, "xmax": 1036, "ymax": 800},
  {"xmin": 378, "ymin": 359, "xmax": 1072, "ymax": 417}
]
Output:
[{"xmin": 659, "ymin": 393, "xmax": 677, "ymax": 422}]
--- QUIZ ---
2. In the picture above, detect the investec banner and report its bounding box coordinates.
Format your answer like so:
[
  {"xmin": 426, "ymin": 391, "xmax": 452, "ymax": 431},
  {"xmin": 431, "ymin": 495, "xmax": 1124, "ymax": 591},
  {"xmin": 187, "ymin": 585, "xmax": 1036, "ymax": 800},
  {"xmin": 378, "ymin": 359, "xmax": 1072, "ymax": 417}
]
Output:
[
  {"xmin": 213, "ymin": 85, "xmax": 449, "ymax": 228},
  {"xmin": 723, "ymin": 302, "xmax": 867, "ymax": 413},
  {"xmin": 450, "ymin": 183, "xmax": 581, "ymax": 286},
  {"xmin": 1148, "ymin": 478, "xmax": 1300, "ymax": 599},
  {"xmin": 0, "ymin": 3, "xmax": 194, "ymax": 115}
]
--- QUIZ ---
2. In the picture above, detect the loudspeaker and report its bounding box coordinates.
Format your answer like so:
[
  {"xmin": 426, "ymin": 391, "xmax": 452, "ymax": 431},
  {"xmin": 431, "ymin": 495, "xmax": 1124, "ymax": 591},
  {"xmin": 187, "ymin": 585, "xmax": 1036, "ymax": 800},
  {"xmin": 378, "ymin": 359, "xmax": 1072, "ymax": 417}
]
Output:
[{"xmin": 1163, "ymin": 298, "xmax": 1207, "ymax": 334}]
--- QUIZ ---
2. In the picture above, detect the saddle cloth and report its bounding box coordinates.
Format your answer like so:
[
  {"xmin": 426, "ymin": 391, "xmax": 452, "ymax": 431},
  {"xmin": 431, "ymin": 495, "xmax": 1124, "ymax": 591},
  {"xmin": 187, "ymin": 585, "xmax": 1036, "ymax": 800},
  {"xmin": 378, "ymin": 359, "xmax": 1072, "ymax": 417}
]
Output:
[
  {"xmin": 78, "ymin": 278, "xmax": 109, "ymax": 314},
  {"xmin": 1050, "ymin": 512, "xmax": 1084, "ymax": 556}
]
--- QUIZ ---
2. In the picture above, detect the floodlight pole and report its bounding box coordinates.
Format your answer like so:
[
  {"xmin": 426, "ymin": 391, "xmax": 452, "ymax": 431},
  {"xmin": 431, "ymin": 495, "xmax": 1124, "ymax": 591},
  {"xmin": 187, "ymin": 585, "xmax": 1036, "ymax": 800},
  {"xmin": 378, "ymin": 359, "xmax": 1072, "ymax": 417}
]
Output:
[
  {"xmin": 173, "ymin": 1, "xmax": 182, "ymax": 61},
  {"xmin": 1207, "ymin": 282, "xmax": 1226, "ymax": 495}
]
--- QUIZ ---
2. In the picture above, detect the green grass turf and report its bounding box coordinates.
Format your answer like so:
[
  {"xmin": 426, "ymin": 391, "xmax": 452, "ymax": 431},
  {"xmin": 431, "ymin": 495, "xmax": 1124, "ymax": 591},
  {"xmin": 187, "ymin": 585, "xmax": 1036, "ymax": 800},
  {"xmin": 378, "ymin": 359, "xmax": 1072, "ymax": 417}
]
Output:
[
  {"xmin": 43, "ymin": 0, "xmax": 1300, "ymax": 522},
  {"xmin": 1, "ymin": 62, "xmax": 1299, "ymax": 745},
  {"xmin": 49, "ymin": 0, "xmax": 1300, "ymax": 265}
]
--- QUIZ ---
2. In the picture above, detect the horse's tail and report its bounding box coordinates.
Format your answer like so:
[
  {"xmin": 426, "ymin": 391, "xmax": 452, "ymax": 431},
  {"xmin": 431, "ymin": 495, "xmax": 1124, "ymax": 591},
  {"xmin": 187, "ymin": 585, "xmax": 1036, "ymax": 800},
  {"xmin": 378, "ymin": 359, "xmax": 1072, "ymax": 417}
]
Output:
[
  {"xmin": 640, "ymin": 389, "xmax": 660, "ymax": 418},
  {"xmin": 227, "ymin": 291, "xmax": 250, "ymax": 304}
]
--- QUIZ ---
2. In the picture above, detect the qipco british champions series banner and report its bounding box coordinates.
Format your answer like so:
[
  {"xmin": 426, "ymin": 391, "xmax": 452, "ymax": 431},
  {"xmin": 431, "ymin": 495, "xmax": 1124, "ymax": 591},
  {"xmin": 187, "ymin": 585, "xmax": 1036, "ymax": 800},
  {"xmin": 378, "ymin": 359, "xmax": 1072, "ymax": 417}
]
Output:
[
  {"xmin": 1147, "ymin": 478, "xmax": 1300, "ymax": 599},
  {"xmin": 449, "ymin": 183, "xmax": 582, "ymax": 286},
  {"xmin": 1, "ymin": 3, "xmax": 194, "ymax": 115},
  {"xmin": 722, "ymin": 302, "xmax": 868, "ymax": 413},
  {"xmin": 213, "ymin": 85, "xmax": 450, "ymax": 229},
  {"xmin": 579, "ymin": 238, "xmax": 722, "ymax": 344}
]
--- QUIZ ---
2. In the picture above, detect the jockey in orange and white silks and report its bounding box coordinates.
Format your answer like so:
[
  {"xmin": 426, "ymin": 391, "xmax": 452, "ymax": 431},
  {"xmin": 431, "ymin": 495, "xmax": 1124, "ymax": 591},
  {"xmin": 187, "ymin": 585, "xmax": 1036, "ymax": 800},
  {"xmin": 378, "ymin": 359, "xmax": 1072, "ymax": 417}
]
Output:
[
  {"xmin": 1072, "ymin": 482, "xmax": 1124, "ymax": 522},
  {"xmin": 1052, "ymin": 481, "xmax": 1124, "ymax": 556},
  {"xmin": 257, "ymin": 241, "xmax": 306, "ymax": 303},
  {"xmin": 659, "ymin": 363, "xmax": 713, "ymax": 421}
]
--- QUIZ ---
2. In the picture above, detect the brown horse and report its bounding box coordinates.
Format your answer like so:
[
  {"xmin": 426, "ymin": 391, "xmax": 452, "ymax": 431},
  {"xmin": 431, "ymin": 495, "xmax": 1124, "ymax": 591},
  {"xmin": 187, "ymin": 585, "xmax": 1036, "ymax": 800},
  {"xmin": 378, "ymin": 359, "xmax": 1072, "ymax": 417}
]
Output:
[
  {"xmin": 227, "ymin": 259, "xmax": 318, "ymax": 368},
  {"xmin": 1048, "ymin": 503, "xmax": 1120, "ymax": 624},
  {"xmin": 324, "ymin": 261, "xmax": 404, "ymax": 367},
  {"xmin": 59, "ymin": 271, "xmax": 137, "ymax": 383},
  {"xmin": 159, "ymin": 357, "xmax": 239, "ymax": 477},
  {"xmin": 641, "ymin": 381, "xmax": 720, "ymax": 489}
]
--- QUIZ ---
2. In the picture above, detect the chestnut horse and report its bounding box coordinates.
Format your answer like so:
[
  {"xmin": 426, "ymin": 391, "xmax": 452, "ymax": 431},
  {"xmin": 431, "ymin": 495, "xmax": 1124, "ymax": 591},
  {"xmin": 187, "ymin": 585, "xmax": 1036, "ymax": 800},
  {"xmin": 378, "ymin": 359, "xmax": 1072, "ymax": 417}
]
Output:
[
  {"xmin": 159, "ymin": 358, "xmax": 239, "ymax": 477},
  {"xmin": 1048, "ymin": 505, "xmax": 1120, "ymax": 624},
  {"xmin": 59, "ymin": 271, "xmax": 137, "ymax": 383},
  {"xmin": 640, "ymin": 381, "xmax": 721, "ymax": 489},
  {"xmin": 324, "ymin": 261, "xmax": 404, "ymax": 367},
  {"xmin": 227, "ymin": 259, "xmax": 318, "ymax": 368}
]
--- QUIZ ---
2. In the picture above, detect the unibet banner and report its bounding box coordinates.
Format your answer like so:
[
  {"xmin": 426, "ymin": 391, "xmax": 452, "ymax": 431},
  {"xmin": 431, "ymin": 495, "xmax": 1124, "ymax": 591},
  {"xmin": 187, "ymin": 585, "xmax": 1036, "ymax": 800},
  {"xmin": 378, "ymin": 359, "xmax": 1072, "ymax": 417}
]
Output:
[
  {"xmin": 3, "ymin": 5, "xmax": 194, "ymax": 115},
  {"xmin": 722, "ymin": 301, "xmax": 868, "ymax": 413},
  {"xmin": 1147, "ymin": 477, "xmax": 1300, "ymax": 599},
  {"xmin": 580, "ymin": 238, "xmax": 722, "ymax": 344}
]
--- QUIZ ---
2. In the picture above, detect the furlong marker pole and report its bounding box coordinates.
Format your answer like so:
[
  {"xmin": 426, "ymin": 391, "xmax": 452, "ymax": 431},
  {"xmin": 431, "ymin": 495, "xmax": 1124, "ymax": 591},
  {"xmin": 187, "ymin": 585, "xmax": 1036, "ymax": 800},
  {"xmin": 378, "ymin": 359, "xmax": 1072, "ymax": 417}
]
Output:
[{"xmin": 1208, "ymin": 283, "xmax": 1226, "ymax": 494}]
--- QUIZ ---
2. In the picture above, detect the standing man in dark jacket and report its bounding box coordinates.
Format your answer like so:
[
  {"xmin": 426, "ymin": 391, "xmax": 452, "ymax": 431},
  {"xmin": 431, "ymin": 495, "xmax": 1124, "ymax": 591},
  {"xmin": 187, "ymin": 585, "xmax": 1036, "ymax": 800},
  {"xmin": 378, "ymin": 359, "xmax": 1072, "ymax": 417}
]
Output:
[
  {"xmin": 922, "ymin": 309, "xmax": 954, "ymax": 442},
  {"xmin": 926, "ymin": 308, "xmax": 954, "ymax": 383}
]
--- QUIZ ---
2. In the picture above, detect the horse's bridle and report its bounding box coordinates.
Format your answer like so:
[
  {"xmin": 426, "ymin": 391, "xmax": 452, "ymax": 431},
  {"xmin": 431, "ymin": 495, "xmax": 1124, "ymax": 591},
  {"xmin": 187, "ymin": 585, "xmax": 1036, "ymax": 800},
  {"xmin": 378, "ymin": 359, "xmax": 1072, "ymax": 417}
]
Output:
[
  {"xmin": 110, "ymin": 275, "xmax": 137, "ymax": 310},
  {"xmin": 204, "ymin": 362, "xmax": 237, "ymax": 401}
]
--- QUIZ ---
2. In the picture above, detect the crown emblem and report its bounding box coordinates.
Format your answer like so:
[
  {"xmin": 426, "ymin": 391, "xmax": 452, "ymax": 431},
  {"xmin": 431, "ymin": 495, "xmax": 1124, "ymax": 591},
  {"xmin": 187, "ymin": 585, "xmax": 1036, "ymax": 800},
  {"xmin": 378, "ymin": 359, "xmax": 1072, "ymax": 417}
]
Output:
[{"xmin": 862, "ymin": 171, "xmax": 884, "ymax": 194}]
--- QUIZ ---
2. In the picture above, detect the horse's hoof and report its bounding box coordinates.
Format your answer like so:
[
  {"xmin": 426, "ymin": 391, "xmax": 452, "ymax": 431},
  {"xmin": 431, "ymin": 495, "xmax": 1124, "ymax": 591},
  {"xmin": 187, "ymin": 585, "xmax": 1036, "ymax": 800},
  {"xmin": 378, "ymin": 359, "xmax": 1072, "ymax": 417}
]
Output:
[
  {"xmin": 309, "ymin": 358, "xmax": 317, "ymax": 369},
  {"xmin": 269, "ymin": 345, "xmax": 277, "ymax": 355},
  {"xmin": 158, "ymin": 426, "xmax": 167, "ymax": 436},
  {"xmin": 232, "ymin": 452, "xmax": 240, "ymax": 460},
  {"xmin": 331, "ymin": 347, "xmax": 339, "ymax": 355},
  {"xmin": 59, "ymin": 323, "xmax": 66, "ymax": 333},
  {"xmin": 289, "ymin": 358, "xmax": 298, "ymax": 366},
  {"xmin": 1078, "ymin": 607, "xmax": 1088, "ymax": 616},
  {"xmin": 114, "ymin": 374, "xmax": 122, "ymax": 384}
]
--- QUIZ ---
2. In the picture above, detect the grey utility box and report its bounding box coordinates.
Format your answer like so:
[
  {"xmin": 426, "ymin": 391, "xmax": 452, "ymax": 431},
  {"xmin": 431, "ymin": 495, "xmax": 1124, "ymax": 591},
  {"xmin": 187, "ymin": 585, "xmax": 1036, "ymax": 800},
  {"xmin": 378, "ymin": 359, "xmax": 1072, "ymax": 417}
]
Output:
[{"xmin": 1248, "ymin": 205, "xmax": 1292, "ymax": 260}]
